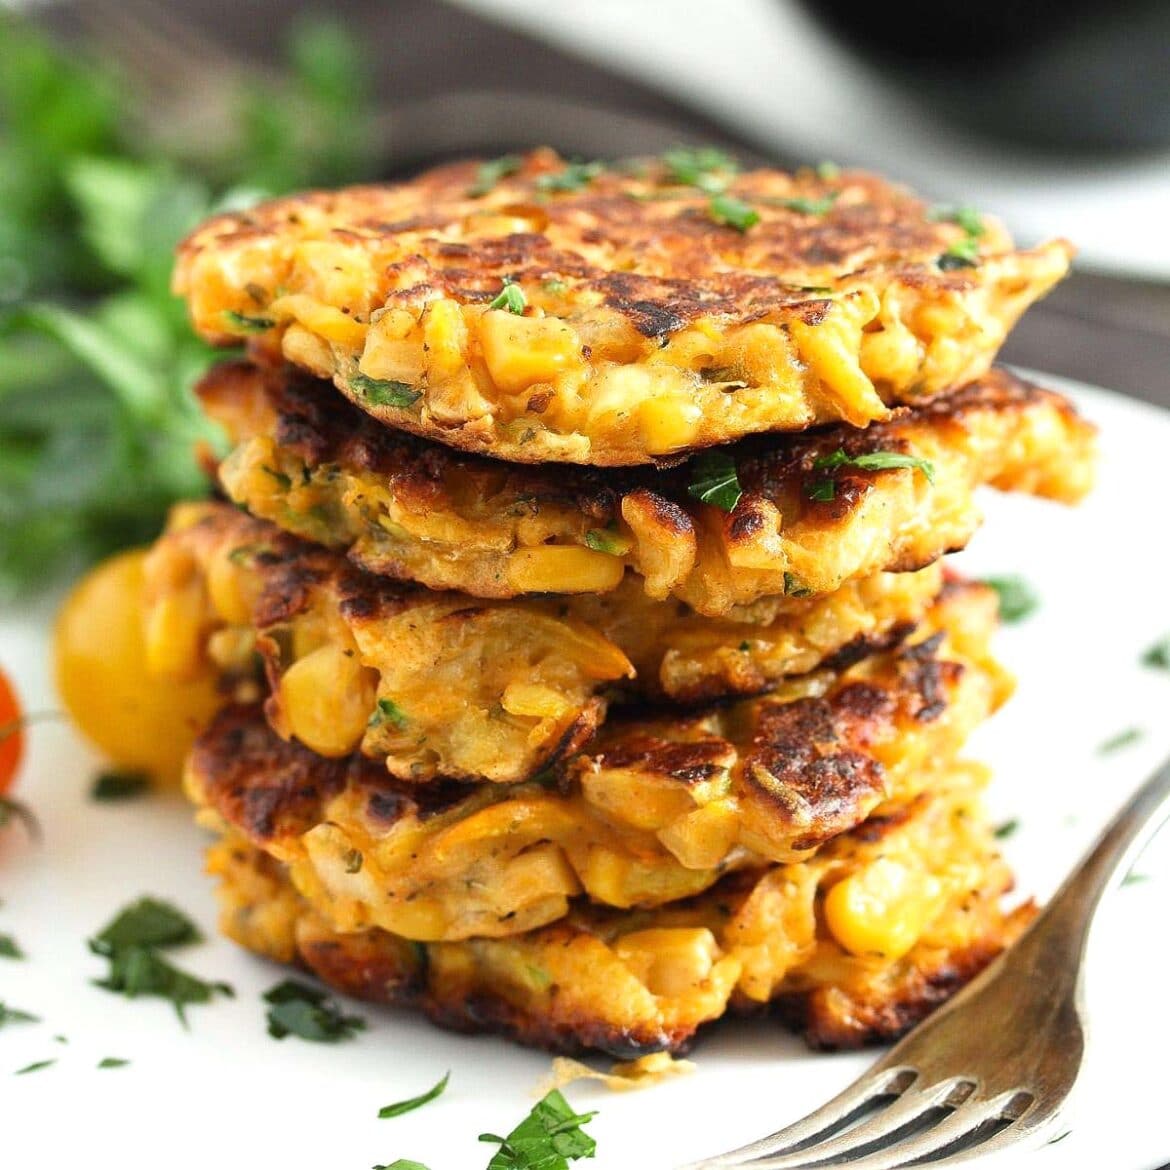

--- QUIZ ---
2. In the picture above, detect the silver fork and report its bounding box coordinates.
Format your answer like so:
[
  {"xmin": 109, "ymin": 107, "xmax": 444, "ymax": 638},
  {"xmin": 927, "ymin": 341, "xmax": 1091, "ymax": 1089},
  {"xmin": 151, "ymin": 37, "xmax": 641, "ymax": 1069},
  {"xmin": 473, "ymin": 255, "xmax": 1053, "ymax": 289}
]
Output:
[{"xmin": 686, "ymin": 753, "xmax": 1170, "ymax": 1169}]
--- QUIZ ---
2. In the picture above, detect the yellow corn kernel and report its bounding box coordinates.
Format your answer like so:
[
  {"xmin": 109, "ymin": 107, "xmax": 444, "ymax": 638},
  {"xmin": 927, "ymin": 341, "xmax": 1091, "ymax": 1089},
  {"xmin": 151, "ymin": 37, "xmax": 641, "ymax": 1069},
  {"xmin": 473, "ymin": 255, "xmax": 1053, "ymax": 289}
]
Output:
[
  {"xmin": 501, "ymin": 683, "xmax": 571, "ymax": 719},
  {"xmin": 638, "ymin": 395, "xmax": 703, "ymax": 454},
  {"xmin": 360, "ymin": 308, "xmax": 425, "ymax": 384},
  {"xmin": 206, "ymin": 627, "xmax": 256, "ymax": 672},
  {"xmin": 578, "ymin": 847, "xmax": 716, "ymax": 911},
  {"xmin": 478, "ymin": 311, "xmax": 582, "ymax": 394},
  {"xmin": 270, "ymin": 294, "xmax": 368, "ymax": 348},
  {"xmin": 144, "ymin": 578, "xmax": 207, "ymax": 679},
  {"xmin": 421, "ymin": 299, "xmax": 470, "ymax": 382},
  {"xmin": 278, "ymin": 643, "xmax": 376, "ymax": 757},
  {"xmin": 656, "ymin": 801, "xmax": 740, "ymax": 869},
  {"xmin": 789, "ymin": 293, "xmax": 887, "ymax": 426},
  {"xmin": 615, "ymin": 928, "xmax": 721, "ymax": 997},
  {"xmin": 823, "ymin": 857, "xmax": 943, "ymax": 960},
  {"xmin": 281, "ymin": 322, "xmax": 334, "ymax": 377},
  {"xmin": 206, "ymin": 551, "xmax": 253, "ymax": 626},
  {"xmin": 506, "ymin": 546, "xmax": 625, "ymax": 594}
]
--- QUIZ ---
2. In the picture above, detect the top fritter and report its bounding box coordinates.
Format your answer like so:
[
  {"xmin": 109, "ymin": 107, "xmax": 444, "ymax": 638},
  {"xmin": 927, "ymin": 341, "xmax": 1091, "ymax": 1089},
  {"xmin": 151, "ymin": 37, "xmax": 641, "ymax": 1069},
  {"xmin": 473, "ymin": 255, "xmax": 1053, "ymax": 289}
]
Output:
[{"xmin": 174, "ymin": 148, "xmax": 1072, "ymax": 466}]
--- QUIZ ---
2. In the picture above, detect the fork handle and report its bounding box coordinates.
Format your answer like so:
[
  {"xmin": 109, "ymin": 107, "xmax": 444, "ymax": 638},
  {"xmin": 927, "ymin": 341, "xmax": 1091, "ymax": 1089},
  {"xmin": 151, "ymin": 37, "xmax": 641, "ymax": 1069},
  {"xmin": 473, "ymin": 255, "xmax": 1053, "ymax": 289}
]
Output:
[{"xmin": 1025, "ymin": 753, "xmax": 1170, "ymax": 974}]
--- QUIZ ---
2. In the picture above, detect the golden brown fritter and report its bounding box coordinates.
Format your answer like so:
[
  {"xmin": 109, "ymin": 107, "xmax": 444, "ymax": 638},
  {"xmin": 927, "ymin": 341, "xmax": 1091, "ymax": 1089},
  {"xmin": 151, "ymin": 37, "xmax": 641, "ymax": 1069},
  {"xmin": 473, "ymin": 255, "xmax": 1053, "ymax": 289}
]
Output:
[
  {"xmin": 201, "ymin": 360, "xmax": 1095, "ymax": 616},
  {"xmin": 184, "ymin": 588, "xmax": 1007, "ymax": 940},
  {"xmin": 144, "ymin": 501, "xmax": 949, "ymax": 783},
  {"xmin": 205, "ymin": 760, "xmax": 1033, "ymax": 1055},
  {"xmin": 174, "ymin": 149, "xmax": 1071, "ymax": 464}
]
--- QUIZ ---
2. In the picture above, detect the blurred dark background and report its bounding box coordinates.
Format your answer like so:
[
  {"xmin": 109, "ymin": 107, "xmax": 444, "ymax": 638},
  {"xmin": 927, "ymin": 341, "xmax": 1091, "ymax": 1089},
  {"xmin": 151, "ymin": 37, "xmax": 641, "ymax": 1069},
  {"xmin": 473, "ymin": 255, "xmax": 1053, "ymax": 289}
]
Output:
[{"xmin": 1, "ymin": 0, "xmax": 1167, "ymax": 594}]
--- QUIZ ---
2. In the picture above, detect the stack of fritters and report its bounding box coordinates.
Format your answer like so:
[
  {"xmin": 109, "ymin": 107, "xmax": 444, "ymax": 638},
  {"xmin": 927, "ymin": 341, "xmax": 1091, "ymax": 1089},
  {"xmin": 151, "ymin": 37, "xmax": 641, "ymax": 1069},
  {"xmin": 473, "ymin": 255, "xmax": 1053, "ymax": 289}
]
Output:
[{"xmin": 151, "ymin": 149, "xmax": 1095, "ymax": 1056}]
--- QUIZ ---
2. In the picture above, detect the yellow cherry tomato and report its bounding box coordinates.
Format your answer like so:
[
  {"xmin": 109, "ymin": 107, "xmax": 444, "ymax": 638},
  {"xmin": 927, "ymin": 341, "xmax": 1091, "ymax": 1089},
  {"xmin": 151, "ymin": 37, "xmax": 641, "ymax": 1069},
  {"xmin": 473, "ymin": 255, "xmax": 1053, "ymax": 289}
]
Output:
[{"xmin": 54, "ymin": 548, "xmax": 224, "ymax": 785}]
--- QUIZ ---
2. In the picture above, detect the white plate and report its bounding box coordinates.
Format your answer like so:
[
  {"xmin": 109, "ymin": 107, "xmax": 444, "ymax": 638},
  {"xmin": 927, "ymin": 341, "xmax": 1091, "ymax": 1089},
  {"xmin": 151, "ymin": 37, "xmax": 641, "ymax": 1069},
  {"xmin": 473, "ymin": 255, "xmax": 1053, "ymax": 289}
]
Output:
[{"xmin": 2, "ymin": 373, "xmax": 1168, "ymax": 1170}]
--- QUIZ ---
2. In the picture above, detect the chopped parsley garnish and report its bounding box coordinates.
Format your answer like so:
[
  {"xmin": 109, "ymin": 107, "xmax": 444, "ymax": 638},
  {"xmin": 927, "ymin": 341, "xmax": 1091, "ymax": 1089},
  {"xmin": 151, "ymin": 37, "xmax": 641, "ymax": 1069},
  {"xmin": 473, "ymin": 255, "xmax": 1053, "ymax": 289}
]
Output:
[
  {"xmin": 378, "ymin": 1071, "xmax": 450, "ymax": 1118},
  {"xmin": 469, "ymin": 154, "xmax": 523, "ymax": 197},
  {"xmin": 535, "ymin": 161, "xmax": 604, "ymax": 193},
  {"xmin": 488, "ymin": 280, "xmax": 527, "ymax": 315},
  {"xmin": 687, "ymin": 451, "xmax": 743, "ymax": 511},
  {"xmin": 373, "ymin": 1162, "xmax": 431, "ymax": 1170},
  {"xmin": 91, "ymin": 769, "xmax": 151, "ymax": 802},
  {"xmin": 98, "ymin": 1057, "xmax": 129, "ymax": 1069},
  {"xmin": 928, "ymin": 205, "xmax": 985, "ymax": 237},
  {"xmin": 344, "ymin": 849, "xmax": 364, "ymax": 874},
  {"xmin": 261, "ymin": 465, "xmax": 293, "ymax": 490},
  {"xmin": 264, "ymin": 979, "xmax": 367, "ymax": 1043},
  {"xmin": 779, "ymin": 192, "xmax": 839, "ymax": 216},
  {"xmin": 994, "ymin": 818, "xmax": 1020, "ymax": 840},
  {"xmin": 583, "ymin": 527, "xmax": 631, "ymax": 556},
  {"xmin": 368, "ymin": 698, "xmax": 409, "ymax": 730},
  {"xmin": 1098, "ymin": 727, "xmax": 1143, "ymax": 754},
  {"xmin": 542, "ymin": 279, "xmax": 567, "ymax": 295},
  {"xmin": 479, "ymin": 1089, "xmax": 598, "ymax": 1170},
  {"xmin": 0, "ymin": 933, "xmax": 24, "ymax": 959},
  {"xmin": 1141, "ymin": 635, "xmax": 1170, "ymax": 670},
  {"xmin": 982, "ymin": 576, "xmax": 1040, "ymax": 624},
  {"xmin": 783, "ymin": 573, "xmax": 813, "ymax": 598},
  {"xmin": 708, "ymin": 193, "xmax": 759, "ymax": 232},
  {"xmin": 807, "ymin": 448, "xmax": 936, "ymax": 501},
  {"xmin": 938, "ymin": 236, "xmax": 981, "ymax": 270},
  {"xmin": 738, "ymin": 640, "xmax": 752, "ymax": 652},
  {"xmin": 0, "ymin": 1001, "xmax": 39, "ymax": 1028},
  {"xmin": 349, "ymin": 373, "xmax": 422, "ymax": 409},
  {"xmin": 223, "ymin": 309, "xmax": 276, "ymax": 333},
  {"xmin": 89, "ymin": 897, "xmax": 233, "ymax": 1024},
  {"xmin": 15, "ymin": 1059, "xmax": 54, "ymax": 1076},
  {"xmin": 816, "ymin": 160, "xmax": 841, "ymax": 180},
  {"xmin": 661, "ymin": 146, "xmax": 737, "ymax": 192}
]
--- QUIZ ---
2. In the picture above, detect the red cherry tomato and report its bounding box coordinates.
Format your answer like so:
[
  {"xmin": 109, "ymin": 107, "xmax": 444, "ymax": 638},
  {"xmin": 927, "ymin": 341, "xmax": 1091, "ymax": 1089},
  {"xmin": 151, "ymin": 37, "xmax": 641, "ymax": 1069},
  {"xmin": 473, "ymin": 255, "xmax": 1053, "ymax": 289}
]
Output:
[{"xmin": 0, "ymin": 666, "xmax": 24, "ymax": 794}]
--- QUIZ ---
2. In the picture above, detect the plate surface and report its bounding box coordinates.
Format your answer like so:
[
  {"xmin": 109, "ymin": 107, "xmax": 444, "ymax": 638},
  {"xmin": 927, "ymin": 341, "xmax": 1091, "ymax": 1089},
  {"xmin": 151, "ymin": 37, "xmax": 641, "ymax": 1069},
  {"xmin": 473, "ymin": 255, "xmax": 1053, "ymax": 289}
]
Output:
[{"xmin": 1, "ymin": 373, "xmax": 1168, "ymax": 1170}]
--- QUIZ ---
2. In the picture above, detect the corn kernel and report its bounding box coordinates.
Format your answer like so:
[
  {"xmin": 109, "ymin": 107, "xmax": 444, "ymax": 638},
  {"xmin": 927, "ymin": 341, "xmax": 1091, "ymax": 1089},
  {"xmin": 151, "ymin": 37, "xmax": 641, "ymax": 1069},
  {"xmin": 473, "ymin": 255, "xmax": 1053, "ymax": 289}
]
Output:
[
  {"xmin": 506, "ymin": 546, "xmax": 625, "ymax": 594},
  {"xmin": 823, "ymin": 856, "xmax": 943, "ymax": 960},
  {"xmin": 144, "ymin": 578, "xmax": 207, "ymax": 679},
  {"xmin": 478, "ymin": 311, "xmax": 582, "ymax": 394},
  {"xmin": 279, "ymin": 643, "xmax": 376, "ymax": 757},
  {"xmin": 501, "ymin": 683, "xmax": 571, "ymax": 719},
  {"xmin": 615, "ymin": 928, "xmax": 721, "ymax": 997},
  {"xmin": 270, "ymin": 293, "xmax": 368, "ymax": 347},
  {"xmin": 638, "ymin": 396, "xmax": 703, "ymax": 454}
]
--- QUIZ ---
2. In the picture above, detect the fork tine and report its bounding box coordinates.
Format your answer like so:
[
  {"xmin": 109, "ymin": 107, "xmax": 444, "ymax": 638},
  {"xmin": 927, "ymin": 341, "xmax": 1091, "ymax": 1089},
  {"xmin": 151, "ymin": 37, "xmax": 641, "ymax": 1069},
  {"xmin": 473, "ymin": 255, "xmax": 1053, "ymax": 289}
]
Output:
[
  {"xmin": 745, "ymin": 1089, "xmax": 1033, "ymax": 1170},
  {"xmin": 728, "ymin": 1077, "xmax": 978, "ymax": 1170},
  {"xmin": 682, "ymin": 1066, "xmax": 917, "ymax": 1169}
]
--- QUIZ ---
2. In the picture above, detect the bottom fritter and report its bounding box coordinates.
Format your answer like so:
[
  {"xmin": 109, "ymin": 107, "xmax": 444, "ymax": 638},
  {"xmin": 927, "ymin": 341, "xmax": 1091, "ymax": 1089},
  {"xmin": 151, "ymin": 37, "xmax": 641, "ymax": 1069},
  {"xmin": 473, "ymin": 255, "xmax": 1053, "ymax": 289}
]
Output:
[{"xmin": 205, "ymin": 760, "xmax": 1032, "ymax": 1056}]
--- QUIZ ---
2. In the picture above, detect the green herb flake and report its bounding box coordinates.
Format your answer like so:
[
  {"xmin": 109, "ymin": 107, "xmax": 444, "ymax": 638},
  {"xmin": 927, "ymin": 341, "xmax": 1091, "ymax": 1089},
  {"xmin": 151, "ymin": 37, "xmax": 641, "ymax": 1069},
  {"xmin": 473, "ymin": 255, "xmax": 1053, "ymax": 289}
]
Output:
[
  {"xmin": 344, "ymin": 849, "xmax": 364, "ymax": 874},
  {"xmin": 708, "ymin": 193, "xmax": 759, "ymax": 232},
  {"xmin": 535, "ymin": 161, "xmax": 604, "ymax": 193},
  {"xmin": 0, "ymin": 1002, "xmax": 39, "ymax": 1029},
  {"xmin": 479, "ymin": 1089, "xmax": 598, "ymax": 1170},
  {"xmin": 661, "ymin": 146, "xmax": 737, "ymax": 192},
  {"xmin": 583, "ymin": 527, "xmax": 631, "ymax": 557},
  {"xmin": 223, "ymin": 309, "xmax": 276, "ymax": 334},
  {"xmin": 1141, "ymin": 635, "xmax": 1170, "ymax": 670},
  {"xmin": 687, "ymin": 451, "xmax": 743, "ymax": 511},
  {"xmin": 349, "ymin": 373, "xmax": 422, "ymax": 409},
  {"xmin": 994, "ymin": 818, "xmax": 1020, "ymax": 840},
  {"xmin": 264, "ymin": 978, "xmax": 366, "ymax": 1043},
  {"xmin": 89, "ymin": 898, "xmax": 232, "ymax": 1024},
  {"xmin": 779, "ymin": 192, "xmax": 839, "ymax": 216},
  {"xmin": 15, "ymin": 1060, "xmax": 55, "ymax": 1076},
  {"xmin": 373, "ymin": 1161, "xmax": 431, "ymax": 1170},
  {"xmin": 1098, "ymin": 727, "xmax": 1143, "ymax": 755},
  {"xmin": 91, "ymin": 769, "xmax": 151, "ymax": 802},
  {"xmin": 97, "ymin": 1057, "xmax": 129, "ymax": 1069},
  {"xmin": 816, "ymin": 160, "xmax": 841, "ymax": 180},
  {"xmin": 368, "ymin": 698, "xmax": 409, "ymax": 731},
  {"xmin": 378, "ymin": 1071, "xmax": 450, "ymax": 1119},
  {"xmin": 982, "ymin": 576, "xmax": 1040, "ymax": 625},
  {"xmin": 541, "ymin": 279, "xmax": 567, "ymax": 295},
  {"xmin": 488, "ymin": 280, "xmax": 527, "ymax": 315},
  {"xmin": 806, "ymin": 478, "xmax": 837, "ymax": 503},
  {"xmin": 812, "ymin": 448, "xmax": 937, "ymax": 484},
  {"xmin": 0, "ymin": 933, "xmax": 24, "ymax": 960},
  {"xmin": 469, "ymin": 154, "xmax": 523, "ymax": 197},
  {"xmin": 1123, "ymin": 870, "xmax": 1151, "ymax": 887},
  {"xmin": 738, "ymin": 641, "xmax": 752, "ymax": 652},
  {"xmin": 928, "ymin": 205, "xmax": 986, "ymax": 238},
  {"xmin": 938, "ymin": 236, "xmax": 981, "ymax": 270},
  {"xmin": 783, "ymin": 572, "xmax": 813, "ymax": 598}
]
